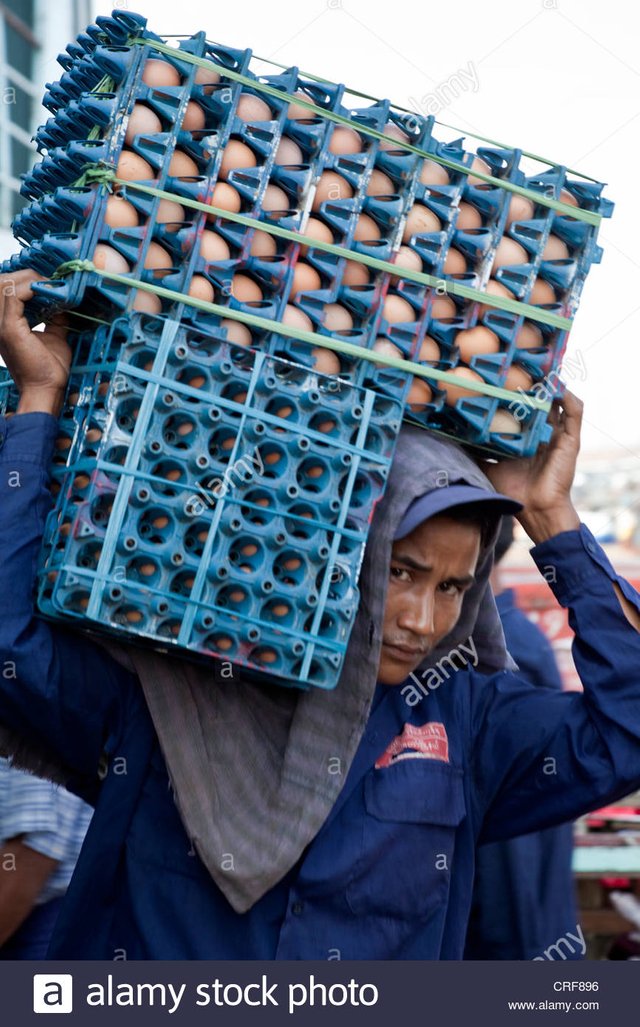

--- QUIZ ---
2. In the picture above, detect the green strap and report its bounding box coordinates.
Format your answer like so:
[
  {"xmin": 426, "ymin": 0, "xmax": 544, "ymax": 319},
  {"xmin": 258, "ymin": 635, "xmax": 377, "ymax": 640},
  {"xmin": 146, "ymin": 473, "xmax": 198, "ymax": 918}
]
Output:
[
  {"xmin": 132, "ymin": 38, "xmax": 601, "ymax": 227},
  {"xmin": 51, "ymin": 258, "xmax": 552, "ymax": 412}
]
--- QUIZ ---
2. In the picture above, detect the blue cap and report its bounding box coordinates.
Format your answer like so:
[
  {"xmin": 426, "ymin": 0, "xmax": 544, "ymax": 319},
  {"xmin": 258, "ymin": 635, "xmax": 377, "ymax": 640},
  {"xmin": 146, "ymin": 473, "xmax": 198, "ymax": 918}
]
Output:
[{"xmin": 394, "ymin": 484, "xmax": 523, "ymax": 540}]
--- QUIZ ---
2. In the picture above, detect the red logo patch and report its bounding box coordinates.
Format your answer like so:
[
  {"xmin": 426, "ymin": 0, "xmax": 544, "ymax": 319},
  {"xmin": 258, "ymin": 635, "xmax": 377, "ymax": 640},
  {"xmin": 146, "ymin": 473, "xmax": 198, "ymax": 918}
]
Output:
[{"xmin": 375, "ymin": 722, "xmax": 449, "ymax": 769}]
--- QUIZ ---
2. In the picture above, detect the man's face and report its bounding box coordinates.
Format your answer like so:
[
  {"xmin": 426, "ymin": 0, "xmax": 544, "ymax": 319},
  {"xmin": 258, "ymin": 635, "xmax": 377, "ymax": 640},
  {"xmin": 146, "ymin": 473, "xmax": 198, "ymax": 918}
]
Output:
[{"xmin": 377, "ymin": 514, "xmax": 481, "ymax": 685}]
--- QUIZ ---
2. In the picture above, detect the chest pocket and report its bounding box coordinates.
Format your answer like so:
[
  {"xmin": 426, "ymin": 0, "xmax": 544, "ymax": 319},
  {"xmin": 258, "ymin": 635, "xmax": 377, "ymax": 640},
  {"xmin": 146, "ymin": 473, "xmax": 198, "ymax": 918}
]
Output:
[{"xmin": 346, "ymin": 759, "xmax": 466, "ymax": 920}]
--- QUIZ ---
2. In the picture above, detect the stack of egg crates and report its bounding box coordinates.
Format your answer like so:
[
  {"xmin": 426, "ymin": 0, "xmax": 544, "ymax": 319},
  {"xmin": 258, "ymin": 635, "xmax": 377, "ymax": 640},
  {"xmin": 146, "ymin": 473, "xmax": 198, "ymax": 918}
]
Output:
[{"xmin": 0, "ymin": 8, "xmax": 612, "ymax": 688}]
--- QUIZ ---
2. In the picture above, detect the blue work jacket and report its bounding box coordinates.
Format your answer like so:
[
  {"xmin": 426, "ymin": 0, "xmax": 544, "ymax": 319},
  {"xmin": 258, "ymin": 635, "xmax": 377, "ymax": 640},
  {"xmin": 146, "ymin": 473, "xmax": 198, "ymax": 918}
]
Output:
[{"xmin": 1, "ymin": 412, "xmax": 640, "ymax": 960}]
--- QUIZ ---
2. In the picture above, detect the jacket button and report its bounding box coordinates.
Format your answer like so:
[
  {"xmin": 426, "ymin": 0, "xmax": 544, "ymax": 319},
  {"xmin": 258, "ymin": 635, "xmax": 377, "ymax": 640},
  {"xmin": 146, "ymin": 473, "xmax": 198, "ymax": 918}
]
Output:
[{"xmin": 291, "ymin": 901, "xmax": 304, "ymax": 915}]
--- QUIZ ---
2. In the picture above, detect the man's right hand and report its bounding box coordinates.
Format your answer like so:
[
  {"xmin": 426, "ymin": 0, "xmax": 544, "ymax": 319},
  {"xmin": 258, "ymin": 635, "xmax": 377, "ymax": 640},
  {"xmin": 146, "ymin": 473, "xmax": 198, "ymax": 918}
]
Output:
[{"xmin": 0, "ymin": 270, "xmax": 71, "ymax": 416}]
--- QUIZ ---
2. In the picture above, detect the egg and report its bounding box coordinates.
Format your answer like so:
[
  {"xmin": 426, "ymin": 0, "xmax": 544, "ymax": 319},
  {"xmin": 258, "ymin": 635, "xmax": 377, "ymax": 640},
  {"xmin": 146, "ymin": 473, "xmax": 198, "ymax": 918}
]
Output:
[
  {"xmin": 125, "ymin": 104, "xmax": 162, "ymax": 145},
  {"xmin": 311, "ymin": 347, "xmax": 341, "ymax": 375},
  {"xmin": 262, "ymin": 184, "xmax": 290, "ymax": 212},
  {"xmin": 208, "ymin": 182, "xmax": 242, "ymax": 217},
  {"xmin": 188, "ymin": 275, "xmax": 214, "ymax": 302},
  {"xmin": 489, "ymin": 409, "xmax": 522, "ymax": 434},
  {"xmin": 342, "ymin": 260, "xmax": 370, "ymax": 287},
  {"xmin": 142, "ymin": 59, "xmax": 181, "ymax": 88},
  {"xmin": 353, "ymin": 212, "xmax": 381, "ymax": 243},
  {"xmin": 529, "ymin": 278, "xmax": 556, "ymax": 305},
  {"xmin": 329, "ymin": 126, "xmax": 362, "ymax": 155},
  {"xmin": 506, "ymin": 194, "xmax": 535, "ymax": 225},
  {"xmin": 542, "ymin": 234, "xmax": 570, "ymax": 260},
  {"xmin": 430, "ymin": 294, "xmax": 456, "ymax": 319},
  {"xmin": 390, "ymin": 245, "xmax": 423, "ymax": 285},
  {"xmin": 324, "ymin": 303, "xmax": 353, "ymax": 332},
  {"xmin": 367, "ymin": 169, "xmax": 395, "ymax": 196},
  {"xmin": 515, "ymin": 322, "xmax": 544, "ymax": 349},
  {"xmin": 105, "ymin": 195, "xmax": 138, "ymax": 228},
  {"xmin": 156, "ymin": 199, "xmax": 185, "ymax": 230},
  {"xmin": 312, "ymin": 171, "xmax": 353, "ymax": 211},
  {"xmin": 504, "ymin": 364, "xmax": 533, "ymax": 392},
  {"xmin": 169, "ymin": 150, "xmax": 199, "ymax": 177},
  {"xmin": 407, "ymin": 379, "xmax": 434, "ymax": 411},
  {"xmin": 443, "ymin": 248, "xmax": 467, "ymax": 275},
  {"xmin": 132, "ymin": 290, "xmax": 162, "ymax": 313},
  {"xmin": 379, "ymin": 122, "xmax": 409, "ymax": 151},
  {"xmin": 93, "ymin": 243, "xmax": 130, "ymax": 274},
  {"xmin": 468, "ymin": 155, "xmax": 491, "ymax": 186},
  {"xmin": 144, "ymin": 241, "xmax": 172, "ymax": 273},
  {"xmin": 200, "ymin": 230, "xmax": 231, "ymax": 262},
  {"xmin": 221, "ymin": 318, "xmax": 252, "ymax": 347},
  {"xmin": 372, "ymin": 338, "xmax": 402, "ymax": 365},
  {"xmin": 194, "ymin": 64, "xmax": 221, "ymax": 92},
  {"xmin": 250, "ymin": 230, "xmax": 278, "ymax": 257},
  {"xmin": 180, "ymin": 101, "xmax": 204, "ymax": 132},
  {"xmin": 219, "ymin": 139, "xmax": 257, "ymax": 179},
  {"xmin": 477, "ymin": 278, "xmax": 513, "ymax": 318},
  {"xmin": 420, "ymin": 159, "xmax": 450, "ymax": 186},
  {"xmin": 492, "ymin": 237, "xmax": 529, "ymax": 269},
  {"xmin": 383, "ymin": 294, "xmax": 415, "ymax": 323},
  {"xmin": 403, "ymin": 203, "xmax": 441, "ymax": 242},
  {"xmin": 237, "ymin": 93, "xmax": 272, "ymax": 122},
  {"xmin": 231, "ymin": 274, "xmax": 263, "ymax": 303},
  {"xmin": 442, "ymin": 366, "xmax": 485, "ymax": 405},
  {"xmin": 559, "ymin": 188, "xmax": 579, "ymax": 209},
  {"xmin": 275, "ymin": 136, "xmax": 303, "ymax": 165},
  {"xmin": 291, "ymin": 262, "xmax": 322, "ymax": 296},
  {"xmin": 456, "ymin": 326, "xmax": 500, "ymax": 362},
  {"xmin": 418, "ymin": 336, "xmax": 440, "ymax": 362},
  {"xmin": 116, "ymin": 150, "xmax": 154, "ymax": 181},
  {"xmin": 457, "ymin": 202, "xmax": 482, "ymax": 231},
  {"xmin": 283, "ymin": 304, "xmax": 313, "ymax": 331},
  {"xmin": 300, "ymin": 216, "xmax": 334, "ymax": 255},
  {"xmin": 287, "ymin": 91, "xmax": 317, "ymax": 119}
]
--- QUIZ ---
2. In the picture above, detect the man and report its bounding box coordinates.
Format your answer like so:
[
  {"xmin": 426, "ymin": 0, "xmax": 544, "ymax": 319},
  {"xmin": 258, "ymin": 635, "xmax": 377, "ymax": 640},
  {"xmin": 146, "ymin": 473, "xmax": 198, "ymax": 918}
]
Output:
[
  {"xmin": 464, "ymin": 518, "xmax": 579, "ymax": 959},
  {"xmin": 1, "ymin": 270, "xmax": 640, "ymax": 959}
]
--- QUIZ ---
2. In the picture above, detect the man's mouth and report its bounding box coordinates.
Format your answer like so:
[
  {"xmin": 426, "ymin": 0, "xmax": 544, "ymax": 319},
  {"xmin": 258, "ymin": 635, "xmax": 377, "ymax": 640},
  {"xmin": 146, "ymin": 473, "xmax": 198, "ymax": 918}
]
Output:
[{"xmin": 382, "ymin": 641, "xmax": 428, "ymax": 663}]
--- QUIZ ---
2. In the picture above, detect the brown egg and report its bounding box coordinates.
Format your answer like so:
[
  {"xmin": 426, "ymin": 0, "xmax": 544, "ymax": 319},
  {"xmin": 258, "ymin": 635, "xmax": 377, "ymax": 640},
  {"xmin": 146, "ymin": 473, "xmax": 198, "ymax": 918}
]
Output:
[
  {"xmin": 390, "ymin": 245, "xmax": 423, "ymax": 285},
  {"xmin": 287, "ymin": 91, "xmax": 317, "ymax": 119},
  {"xmin": 231, "ymin": 274, "xmax": 262, "ymax": 303},
  {"xmin": 367, "ymin": 169, "xmax": 395, "ymax": 196},
  {"xmin": 144, "ymin": 241, "xmax": 172, "ymax": 272},
  {"xmin": 132, "ymin": 290, "xmax": 162, "ymax": 313},
  {"xmin": 372, "ymin": 338, "xmax": 402, "ymax": 366},
  {"xmin": 156, "ymin": 199, "xmax": 185, "ymax": 230},
  {"xmin": 418, "ymin": 336, "xmax": 440, "ymax": 362},
  {"xmin": 169, "ymin": 149, "xmax": 199, "ymax": 177},
  {"xmin": 250, "ymin": 230, "xmax": 277, "ymax": 257},
  {"xmin": 342, "ymin": 260, "xmax": 370, "ymax": 287},
  {"xmin": 504, "ymin": 364, "xmax": 533, "ymax": 391},
  {"xmin": 291, "ymin": 262, "xmax": 322, "ymax": 296},
  {"xmin": 312, "ymin": 171, "xmax": 353, "ymax": 211},
  {"xmin": 515, "ymin": 322, "xmax": 544, "ymax": 349},
  {"xmin": 492, "ymin": 236, "xmax": 529, "ymax": 269},
  {"xmin": 275, "ymin": 136, "xmax": 303, "ymax": 164},
  {"xmin": 282, "ymin": 304, "xmax": 313, "ymax": 331},
  {"xmin": 379, "ymin": 122, "xmax": 410, "ymax": 151},
  {"xmin": 490, "ymin": 409, "xmax": 522, "ymax": 434},
  {"xmin": 237, "ymin": 93, "xmax": 272, "ymax": 122},
  {"xmin": 200, "ymin": 230, "xmax": 231, "ymax": 262},
  {"xmin": 477, "ymin": 278, "xmax": 513, "ymax": 318},
  {"xmin": 182, "ymin": 101, "xmax": 205, "ymax": 132},
  {"xmin": 194, "ymin": 64, "xmax": 221, "ymax": 92},
  {"xmin": 188, "ymin": 275, "xmax": 214, "ymax": 302},
  {"xmin": 311, "ymin": 347, "xmax": 341, "ymax": 374},
  {"xmin": 93, "ymin": 243, "xmax": 130, "ymax": 274},
  {"xmin": 529, "ymin": 278, "xmax": 556, "ymax": 305},
  {"xmin": 219, "ymin": 139, "xmax": 257, "ymax": 180},
  {"xmin": 542, "ymin": 234, "xmax": 570, "ymax": 260},
  {"xmin": 403, "ymin": 203, "xmax": 441, "ymax": 242},
  {"xmin": 116, "ymin": 150, "xmax": 154, "ymax": 181},
  {"xmin": 125, "ymin": 104, "xmax": 162, "ymax": 145},
  {"xmin": 329, "ymin": 126, "xmax": 362, "ymax": 155},
  {"xmin": 456, "ymin": 325, "xmax": 500, "ymax": 362},
  {"xmin": 419, "ymin": 159, "xmax": 450, "ymax": 186},
  {"xmin": 506, "ymin": 194, "xmax": 535, "ymax": 225},
  {"xmin": 353, "ymin": 212, "xmax": 381, "ymax": 243},
  {"xmin": 300, "ymin": 216, "xmax": 334, "ymax": 255},
  {"xmin": 208, "ymin": 182, "xmax": 242, "ymax": 216},
  {"xmin": 559, "ymin": 188, "xmax": 579, "ymax": 209},
  {"xmin": 430, "ymin": 294, "xmax": 456, "ymax": 319},
  {"xmin": 383, "ymin": 294, "xmax": 415, "ymax": 323},
  {"xmin": 324, "ymin": 303, "xmax": 353, "ymax": 332},
  {"xmin": 442, "ymin": 366, "xmax": 485, "ymax": 405},
  {"xmin": 221, "ymin": 318, "xmax": 252, "ymax": 347},
  {"xmin": 443, "ymin": 248, "xmax": 467, "ymax": 275},
  {"xmin": 105, "ymin": 195, "xmax": 138, "ymax": 228},
  {"xmin": 457, "ymin": 202, "xmax": 482, "ymax": 231},
  {"xmin": 468, "ymin": 155, "xmax": 491, "ymax": 186},
  {"xmin": 407, "ymin": 378, "xmax": 433, "ymax": 411},
  {"xmin": 262, "ymin": 184, "xmax": 290, "ymax": 212},
  {"xmin": 142, "ymin": 59, "xmax": 181, "ymax": 88}
]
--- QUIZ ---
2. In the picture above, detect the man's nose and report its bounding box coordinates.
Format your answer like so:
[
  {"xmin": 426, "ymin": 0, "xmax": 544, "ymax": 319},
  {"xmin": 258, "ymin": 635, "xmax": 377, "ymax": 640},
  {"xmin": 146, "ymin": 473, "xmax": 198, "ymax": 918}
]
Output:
[{"xmin": 397, "ymin": 589, "xmax": 436, "ymax": 637}]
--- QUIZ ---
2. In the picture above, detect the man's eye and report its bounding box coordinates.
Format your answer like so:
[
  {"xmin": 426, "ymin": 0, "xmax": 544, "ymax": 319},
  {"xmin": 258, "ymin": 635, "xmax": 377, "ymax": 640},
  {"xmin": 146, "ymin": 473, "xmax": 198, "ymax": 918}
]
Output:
[
  {"xmin": 390, "ymin": 566, "xmax": 411, "ymax": 583},
  {"xmin": 439, "ymin": 580, "xmax": 461, "ymax": 596}
]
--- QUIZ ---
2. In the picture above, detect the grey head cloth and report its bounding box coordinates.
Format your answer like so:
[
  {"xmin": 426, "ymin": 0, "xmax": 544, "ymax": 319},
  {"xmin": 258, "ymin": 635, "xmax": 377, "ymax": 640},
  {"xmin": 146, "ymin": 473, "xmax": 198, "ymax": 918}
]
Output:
[{"xmin": 0, "ymin": 423, "xmax": 520, "ymax": 914}]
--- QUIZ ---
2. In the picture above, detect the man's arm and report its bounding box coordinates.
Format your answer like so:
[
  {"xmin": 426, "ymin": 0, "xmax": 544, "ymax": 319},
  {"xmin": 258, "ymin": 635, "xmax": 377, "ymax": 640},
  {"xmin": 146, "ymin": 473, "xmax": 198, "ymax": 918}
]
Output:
[{"xmin": 0, "ymin": 838, "xmax": 58, "ymax": 946}]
